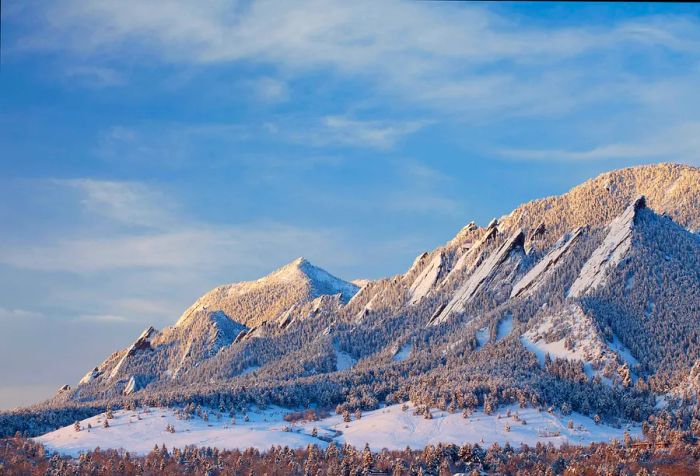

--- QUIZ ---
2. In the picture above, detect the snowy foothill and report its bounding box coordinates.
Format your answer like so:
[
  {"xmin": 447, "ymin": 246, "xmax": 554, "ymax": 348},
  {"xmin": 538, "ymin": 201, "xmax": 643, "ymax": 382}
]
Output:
[{"xmin": 37, "ymin": 402, "xmax": 640, "ymax": 457}]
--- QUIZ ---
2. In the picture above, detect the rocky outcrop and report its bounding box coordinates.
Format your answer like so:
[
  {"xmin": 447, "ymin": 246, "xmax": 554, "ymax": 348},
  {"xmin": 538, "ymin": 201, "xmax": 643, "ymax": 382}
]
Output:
[
  {"xmin": 511, "ymin": 227, "xmax": 584, "ymax": 299},
  {"xmin": 568, "ymin": 197, "xmax": 645, "ymax": 298},
  {"xmin": 79, "ymin": 367, "xmax": 101, "ymax": 385},
  {"xmin": 123, "ymin": 375, "xmax": 150, "ymax": 395},
  {"xmin": 432, "ymin": 230, "xmax": 525, "ymax": 325},
  {"xmin": 408, "ymin": 252, "xmax": 446, "ymax": 304},
  {"xmin": 109, "ymin": 327, "xmax": 156, "ymax": 379}
]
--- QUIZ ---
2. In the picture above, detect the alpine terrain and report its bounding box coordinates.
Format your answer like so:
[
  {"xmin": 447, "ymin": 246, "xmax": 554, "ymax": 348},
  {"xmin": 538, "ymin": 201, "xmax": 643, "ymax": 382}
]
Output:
[{"xmin": 3, "ymin": 163, "xmax": 700, "ymax": 459}]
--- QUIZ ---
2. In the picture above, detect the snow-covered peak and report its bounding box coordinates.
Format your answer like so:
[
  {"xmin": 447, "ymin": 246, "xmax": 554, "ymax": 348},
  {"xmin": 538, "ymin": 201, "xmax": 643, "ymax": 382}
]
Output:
[
  {"xmin": 247, "ymin": 257, "xmax": 358, "ymax": 300},
  {"xmin": 174, "ymin": 257, "xmax": 358, "ymax": 330}
]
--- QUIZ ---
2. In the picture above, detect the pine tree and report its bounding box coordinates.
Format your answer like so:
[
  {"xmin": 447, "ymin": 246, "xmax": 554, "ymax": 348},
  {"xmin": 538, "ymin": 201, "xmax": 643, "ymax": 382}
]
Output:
[{"xmin": 362, "ymin": 443, "xmax": 373, "ymax": 470}]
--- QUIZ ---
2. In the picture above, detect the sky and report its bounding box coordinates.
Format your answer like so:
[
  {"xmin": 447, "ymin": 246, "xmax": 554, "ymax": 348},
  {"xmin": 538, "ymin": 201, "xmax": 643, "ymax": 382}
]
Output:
[{"xmin": 1, "ymin": 1, "xmax": 699, "ymax": 410}]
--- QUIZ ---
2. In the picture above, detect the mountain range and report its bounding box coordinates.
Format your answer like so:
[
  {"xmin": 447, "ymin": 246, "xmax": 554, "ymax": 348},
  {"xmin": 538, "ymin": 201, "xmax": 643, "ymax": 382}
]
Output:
[{"xmin": 3, "ymin": 162, "xmax": 700, "ymax": 438}]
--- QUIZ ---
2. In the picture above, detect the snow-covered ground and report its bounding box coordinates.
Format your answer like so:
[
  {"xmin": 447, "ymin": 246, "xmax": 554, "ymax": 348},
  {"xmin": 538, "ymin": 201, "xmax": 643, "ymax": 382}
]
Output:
[
  {"xmin": 496, "ymin": 315, "xmax": 513, "ymax": 341},
  {"xmin": 475, "ymin": 327, "xmax": 489, "ymax": 348},
  {"xmin": 334, "ymin": 346, "xmax": 357, "ymax": 370},
  {"xmin": 37, "ymin": 403, "xmax": 640, "ymax": 457},
  {"xmin": 393, "ymin": 343, "xmax": 412, "ymax": 361}
]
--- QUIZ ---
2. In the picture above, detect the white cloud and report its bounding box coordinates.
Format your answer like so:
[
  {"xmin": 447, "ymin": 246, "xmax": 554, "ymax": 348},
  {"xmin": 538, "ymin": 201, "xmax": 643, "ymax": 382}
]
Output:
[
  {"xmin": 0, "ymin": 224, "xmax": 345, "ymax": 273},
  {"xmin": 0, "ymin": 307, "xmax": 43, "ymax": 321},
  {"xmin": 11, "ymin": 1, "xmax": 699, "ymax": 117},
  {"xmin": 75, "ymin": 313, "xmax": 129, "ymax": 323},
  {"xmin": 60, "ymin": 178, "xmax": 174, "ymax": 228},
  {"xmin": 255, "ymin": 77, "xmax": 289, "ymax": 103},
  {"xmin": 285, "ymin": 116, "xmax": 428, "ymax": 149},
  {"xmin": 499, "ymin": 122, "xmax": 700, "ymax": 164}
]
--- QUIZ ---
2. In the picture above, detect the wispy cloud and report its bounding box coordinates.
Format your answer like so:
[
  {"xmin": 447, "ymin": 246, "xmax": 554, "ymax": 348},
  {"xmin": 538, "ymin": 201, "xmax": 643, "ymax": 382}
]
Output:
[
  {"xmin": 499, "ymin": 122, "xmax": 700, "ymax": 164},
  {"xmin": 0, "ymin": 225, "xmax": 347, "ymax": 273},
  {"xmin": 64, "ymin": 65, "xmax": 125, "ymax": 87},
  {"xmin": 75, "ymin": 313, "xmax": 130, "ymax": 323},
  {"xmin": 284, "ymin": 116, "xmax": 428, "ymax": 149},
  {"xmin": 10, "ymin": 1, "xmax": 699, "ymax": 117},
  {"xmin": 254, "ymin": 77, "xmax": 289, "ymax": 103},
  {"xmin": 60, "ymin": 178, "xmax": 175, "ymax": 228},
  {"xmin": 0, "ymin": 307, "xmax": 43, "ymax": 321},
  {"xmin": 0, "ymin": 178, "xmax": 365, "ymax": 339},
  {"xmin": 95, "ymin": 123, "xmax": 251, "ymax": 166}
]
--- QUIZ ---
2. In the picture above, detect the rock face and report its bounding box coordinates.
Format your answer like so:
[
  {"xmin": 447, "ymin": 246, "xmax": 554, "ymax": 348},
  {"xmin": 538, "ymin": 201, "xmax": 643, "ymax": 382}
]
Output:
[
  {"xmin": 442, "ymin": 221, "xmax": 499, "ymax": 284},
  {"xmin": 408, "ymin": 252, "xmax": 445, "ymax": 304},
  {"xmin": 432, "ymin": 230, "xmax": 524, "ymax": 325},
  {"xmin": 568, "ymin": 197, "xmax": 645, "ymax": 298},
  {"xmin": 79, "ymin": 368, "xmax": 100, "ymax": 385},
  {"xmin": 109, "ymin": 327, "xmax": 155, "ymax": 379},
  {"xmin": 159, "ymin": 310, "xmax": 248, "ymax": 379},
  {"xmin": 123, "ymin": 375, "xmax": 150, "ymax": 395},
  {"xmin": 511, "ymin": 227, "xmax": 584, "ymax": 299}
]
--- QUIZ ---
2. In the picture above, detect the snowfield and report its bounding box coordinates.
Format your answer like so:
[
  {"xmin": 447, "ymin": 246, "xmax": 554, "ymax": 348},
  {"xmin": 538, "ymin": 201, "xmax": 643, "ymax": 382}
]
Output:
[{"xmin": 37, "ymin": 403, "xmax": 640, "ymax": 457}]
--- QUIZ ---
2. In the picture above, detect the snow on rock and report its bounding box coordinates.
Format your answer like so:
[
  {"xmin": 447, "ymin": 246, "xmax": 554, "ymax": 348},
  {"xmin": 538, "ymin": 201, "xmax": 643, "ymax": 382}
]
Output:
[
  {"xmin": 276, "ymin": 304, "xmax": 298, "ymax": 329},
  {"xmin": 110, "ymin": 327, "xmax": 155, "ymax": 379},
  {"xmin": 568, "ymin": 197, "xmax": 645, "ymax": 298},
  {"xmin": 511, "ymin": 227, "xmax": 584, "ymax": 299},
  {"xmin": 443, "ymin": 223, "xmax": 498, "ymax": 284},
  {"xmin": 351, "ymin": 278, "xmax": 372, "ymax": 288},
  {"xmin": 163, "ymin": 310, "xmax": 248, "ymax": 379},
  {"xmin": 276, "ymin": 294, "xmax": 342, "ymax": 330},
  {"xmin": 79, "ymin": 368, "xmax": 101, "ymax": 385},
  {"xmin": 37, "ymin": 403, "xmax": 640, "ymax": 456},
  {"xmin": 123, "ymin": 375, "xmax": 149, "ymax": 395},
  {"xmin": 408, "ymin": 252, "xmax": 445, "ymax": 304},
  {"xmin": 406, "ymin": 252, "xmax": 429, "ymax": 276},
  {"xmin": 355, "ymin": 294, "xmax": 379, "ymax": 322},
  {"xmin": 432, "ymin": 230, "xmax": 524, "ymax": 325}
]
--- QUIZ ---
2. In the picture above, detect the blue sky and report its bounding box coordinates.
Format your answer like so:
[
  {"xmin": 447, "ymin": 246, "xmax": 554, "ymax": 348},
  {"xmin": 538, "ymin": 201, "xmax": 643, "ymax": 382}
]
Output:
[{"xmin": 1, "ymin": 1, "xmax": 699, "ymax": 409}]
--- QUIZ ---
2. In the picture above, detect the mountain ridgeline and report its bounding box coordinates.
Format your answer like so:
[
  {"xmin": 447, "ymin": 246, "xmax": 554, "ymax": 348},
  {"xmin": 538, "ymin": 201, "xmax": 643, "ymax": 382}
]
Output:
[{"xmin": 4, "ymin": 163, "xmax": 700, "ymax": 436}]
